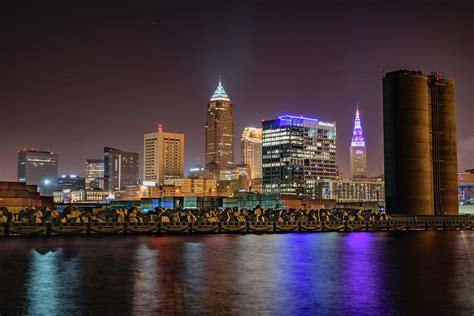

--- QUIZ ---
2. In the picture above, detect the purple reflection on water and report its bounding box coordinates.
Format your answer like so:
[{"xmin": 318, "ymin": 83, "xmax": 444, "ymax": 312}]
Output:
[
  {"xmin": 264, "ymin": 233, "xmax": 394, "ymax": 314},
  {"xmin": 340, "ymin": 233, "xmax": 393, "ymax": 314}
]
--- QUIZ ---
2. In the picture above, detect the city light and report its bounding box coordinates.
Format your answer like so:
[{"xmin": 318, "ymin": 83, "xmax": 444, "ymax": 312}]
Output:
[
  {"xmin": 350, "ymin": 107, "xmax": 366, "ymax": 147},
  {"xmin": 278, "ymin": 114, "xmax": 319, "ymax": 122},
  {"xmin": 209, "ymin": 80, "xmax": 230, "ymax": 102}
]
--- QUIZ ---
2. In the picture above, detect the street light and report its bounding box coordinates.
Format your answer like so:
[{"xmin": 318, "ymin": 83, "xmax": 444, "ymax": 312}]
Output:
[{"xmin": 41, "ymin": 179, "xmax": 51, "ymax": 196}]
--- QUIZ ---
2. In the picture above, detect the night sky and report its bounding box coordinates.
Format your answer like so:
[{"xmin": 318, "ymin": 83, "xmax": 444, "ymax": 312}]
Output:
[{"xmin": 2, "ymin": 0, "xmax": 473, "ymax": 181}]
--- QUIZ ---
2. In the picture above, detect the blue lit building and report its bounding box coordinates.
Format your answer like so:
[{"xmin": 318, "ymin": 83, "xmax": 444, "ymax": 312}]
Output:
[{"xmin": 262, "ymin": 115, "xmax": 337, "ymax": 196}]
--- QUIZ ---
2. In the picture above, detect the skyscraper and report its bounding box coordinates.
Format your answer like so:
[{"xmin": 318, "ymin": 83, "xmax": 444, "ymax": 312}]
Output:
[
  {"xmin": 383, "ymin": 70, "xmax": 458, "ymax": 215},
  {"xmin": 17, "ymin": 149, "xmax": 58, "ymax": 196},
  {"xmin": 350, "ymin": 107, "xmax": 367, "ymax": 178},
  {"xmin": 241, "ymin": 127, "xmax": 263, "ymax": 180},
  {"xmin": 104, "ymin": 147, "xmax": 139, "ymax": 192},
  {"xmin": 205, "ymin": 79, "xmax": 234, "ymax": 178},
  {"xmin": 262, "ymin": 115, "xmax": 337, "ymax": 196},
  {"xmin": 84, "ymin": 159, "xmax": 104, "ymax": 190},
  {"xmin": 144, "ymin": 127, "xmax": 184, "ymax": 185}
]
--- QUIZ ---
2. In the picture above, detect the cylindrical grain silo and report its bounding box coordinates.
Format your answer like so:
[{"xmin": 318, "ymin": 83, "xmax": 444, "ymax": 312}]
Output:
[
  {"xmin": 383, "ymin": 70, "xmax": 434, "ymax": 215},
  {"xmin": 434, "ymin": 78, "xmax": 458, "ymax": 215}
]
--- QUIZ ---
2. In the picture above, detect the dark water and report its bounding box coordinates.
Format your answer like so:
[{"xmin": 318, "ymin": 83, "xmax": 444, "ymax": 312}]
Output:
[{"xmin": 0, "ymin": 232, "xmax": 473, "ymax": 315}]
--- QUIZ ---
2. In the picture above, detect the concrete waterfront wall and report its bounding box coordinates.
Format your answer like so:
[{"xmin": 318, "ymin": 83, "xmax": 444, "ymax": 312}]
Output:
[{"xmin": 1, "ymin": 219, "xmax": 473, "ymax": 237}]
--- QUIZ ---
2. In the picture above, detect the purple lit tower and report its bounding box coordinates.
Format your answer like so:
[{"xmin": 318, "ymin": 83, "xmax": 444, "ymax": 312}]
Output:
[{"xmin": 350, "ymin": 106, "xmax": 367, "ymax": 178}]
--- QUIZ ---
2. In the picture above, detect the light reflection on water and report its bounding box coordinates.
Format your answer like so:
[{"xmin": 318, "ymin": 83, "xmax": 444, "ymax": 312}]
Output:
[
  {"xmin": 26, "ymin": 248, "xmax": 81, "ymax": 315},
  {"xmin": 132, "ymin": 244, "xmax": 159, "ymax": 315},
  {"xmin": 0, "ymin": 232, "xmax": 473, "ymax": 315}
]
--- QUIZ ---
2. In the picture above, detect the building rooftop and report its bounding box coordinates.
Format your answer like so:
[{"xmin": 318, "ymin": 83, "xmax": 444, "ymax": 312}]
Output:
[
  {"xmin": 351, "ymin": 107, "xmax": 366, "ymax": 147},
  {"xmin": 210, "ymin": 79, "xmax": 230, "ymax": 102},
  {"xmin": 18, "ymin": 149, "xmax": 56, "ymax": 155},
  {"xmin": 86, "ymin": 159, "xmax": 104, "ymax": 164},
  {"xmin": 264, "ymin": 114, "xmax": 335, "ymax": 127}
]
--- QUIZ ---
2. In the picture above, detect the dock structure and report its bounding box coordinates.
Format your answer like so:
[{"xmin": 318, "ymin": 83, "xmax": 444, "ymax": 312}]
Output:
[{"xmin": 1, "ymin": 219, "xmax": 473, "ymax": 237}]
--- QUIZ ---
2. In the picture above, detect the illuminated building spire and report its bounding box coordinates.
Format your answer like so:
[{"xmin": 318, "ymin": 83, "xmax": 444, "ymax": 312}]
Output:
[
  {"xmin": 351, "ymin": 104, "xmax": 365, "ymax": 147},
  {"xmin": 350, "ymin": 104, "xmax": 367, "ymax": 178},
  {"xmin": 210, "ymin": 77, "xmax": 230, "ymax": 102},
  {"xmin": 205, "ymin": 76, "xmax": 234, "ymax": 177}
]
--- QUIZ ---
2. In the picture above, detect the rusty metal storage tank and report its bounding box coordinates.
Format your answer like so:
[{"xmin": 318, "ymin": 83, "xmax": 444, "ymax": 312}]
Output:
[
  {"xmin": 383, "ymin": 70, "xmax": 434, "ymax": 215},
  {"xmin": 430, "ymin": 76, "xmax": 458, "ymax": 215}
]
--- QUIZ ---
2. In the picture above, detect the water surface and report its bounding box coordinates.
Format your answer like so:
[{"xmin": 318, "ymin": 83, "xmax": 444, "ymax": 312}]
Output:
[{"xmin": 1, "ymin": 232, "xmax": 473, "ymax": 315}]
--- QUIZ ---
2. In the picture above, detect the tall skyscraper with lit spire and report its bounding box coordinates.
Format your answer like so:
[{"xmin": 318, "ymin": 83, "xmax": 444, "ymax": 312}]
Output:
[
  {"xmin": 205, "ymin": 78, "xmax": 234, "ymax": 179},
  {"xmin": 350, "ymin": 106, "xmax": 367, "ymax": 178}
]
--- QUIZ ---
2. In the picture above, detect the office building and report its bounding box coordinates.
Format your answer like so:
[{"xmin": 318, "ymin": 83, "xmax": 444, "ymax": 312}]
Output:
[
  {"xmin": 262, "ymin": 115, "xmax": 337, "ymax": 196},
  {"xmin": 85, "ymin": 159, "xmax": 104, "ymax": 190},
  {"xmin": 458, "ymin": 169, "xmax": 474, "ymax": 210},
  {"xmin": 383, "ymin": 70, "xmax": 458, "ymax": 215},
  {"xmin": 53, "ymin": 189, "xmax": 111, "ymax": 203},
  {"xmin": 144, "ymin": 127, "xmax": 184, "ymax": 185},
  {"xmin": 219, "ymin": 164, "xmax": 250, "ymax": 181},
  {"xmin": 241, "ymin": 127, "xmax": 263, "ymax": 180},
  {"xmin": 350, "ymin": 107, "xmax": 367, "ymax": 178},
  {"xmin": 315, "ymin": 178, "xmax": 384, "ymax": 203},
  {"xmin": 205, "ymin": 79, "xmax": 234, "ymax": 177},
  {"xmin": 104, "ymin": 147, "xmax": 139, "ymax": 192},
  {"xmin": 173, "ymin": 178, "xmax": 217, "ymax": 196},
  {"xmin": 17, "ymin": 149, "xmax": 58, "ymax": 196},
  {"xmin": 57, "ymin": 175, "xmax": 85, "ymax": 191},
  {"xmin": 217, "ymin": 164, "xmax": 251, "ymax": 195}
]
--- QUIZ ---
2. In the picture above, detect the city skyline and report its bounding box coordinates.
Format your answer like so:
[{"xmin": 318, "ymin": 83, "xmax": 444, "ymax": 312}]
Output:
[
  {"xmin": 2, "ymin": 2, "xmax": 474, "ymax": 315},
  {"xmin": 2, "ymin": 1, "xmax": 473, "ymax": 181}
]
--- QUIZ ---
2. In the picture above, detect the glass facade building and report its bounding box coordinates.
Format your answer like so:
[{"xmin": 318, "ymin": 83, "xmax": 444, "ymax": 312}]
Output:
[
  {"xmin": 84, "ymin": 159, "xmax": 104, "ymax": 190},
  {"xmin": 262, "ymin": 115, "xmax": 337, "ymax": 196},
  {"xmin": 17, "ymin": 149, "xmax": 58, "ymax": 196},
  {"xmin": 104, "ymin": 147, "xmax": 139, "ymax": 192}
]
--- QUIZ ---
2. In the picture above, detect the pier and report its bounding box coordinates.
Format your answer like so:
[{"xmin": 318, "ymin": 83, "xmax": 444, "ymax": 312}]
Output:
[{"xmin": 1, "ymin": 219, "xmax": 473, "ymax": 237}]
